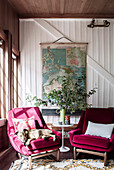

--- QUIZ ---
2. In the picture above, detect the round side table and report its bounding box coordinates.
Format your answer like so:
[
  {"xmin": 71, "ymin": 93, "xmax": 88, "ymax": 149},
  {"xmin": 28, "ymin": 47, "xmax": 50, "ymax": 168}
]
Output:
[{"xmin": 53, "ymin": 123, "xmax": 74, "ymax": 152}]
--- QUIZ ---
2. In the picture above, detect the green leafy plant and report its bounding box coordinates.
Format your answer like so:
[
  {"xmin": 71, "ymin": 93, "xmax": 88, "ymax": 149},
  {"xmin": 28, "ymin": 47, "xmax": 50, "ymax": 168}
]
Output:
[{"xmin": 26, "ymin": 75, "xmax": 96, "ymax": 114}]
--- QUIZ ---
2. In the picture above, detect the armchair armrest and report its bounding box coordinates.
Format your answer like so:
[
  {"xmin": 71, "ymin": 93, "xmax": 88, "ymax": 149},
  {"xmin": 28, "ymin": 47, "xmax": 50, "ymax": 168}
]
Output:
[
  {"xmin": 110, "ymin": 133, "xmax": 114, "ymax": 145},
  {"xmin": 48, "ymin": 129, "xmax": 62, "ymax": 140},
  {"xmin": 9, "ymin": 133, "xmax": 29, "ymax": 155},
  {"xmin": 68, "ymin": 128, "xmax": 82, "ymax": 141}
]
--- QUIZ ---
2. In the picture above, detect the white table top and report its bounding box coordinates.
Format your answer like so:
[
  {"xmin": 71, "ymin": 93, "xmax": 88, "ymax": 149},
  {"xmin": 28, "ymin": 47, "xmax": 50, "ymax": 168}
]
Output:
[{"xmin": 53, "ymin": 123, "xmax": 74, "ymax": 127}]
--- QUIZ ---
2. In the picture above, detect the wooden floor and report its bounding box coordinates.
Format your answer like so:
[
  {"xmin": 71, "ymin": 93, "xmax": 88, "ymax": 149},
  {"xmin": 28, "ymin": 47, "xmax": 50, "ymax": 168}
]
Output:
[{"xmin": 0, "ymin": 139, "xmax": 114, "ymax": 170}]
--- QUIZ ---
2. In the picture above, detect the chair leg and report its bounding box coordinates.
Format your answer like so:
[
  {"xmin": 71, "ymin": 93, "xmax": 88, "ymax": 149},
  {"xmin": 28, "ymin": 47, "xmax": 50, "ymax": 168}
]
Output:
[
  {"xmin": 17, "ymin": 152, "xmax": 22, "ymax": 159},
  {"xmin": 29, "ymin": 156, "xmax": 32, "ymax": 170},
  {"xmin": 74, "ymin": 147, "xmax": 76, "ymax": 160},
  {"xmin": 104, "ymin": 152, "xmax": 107, "ymax": 166},
  {"xmin": 56, "ymin": 149, "xmax": 60, "ymax": 161}
]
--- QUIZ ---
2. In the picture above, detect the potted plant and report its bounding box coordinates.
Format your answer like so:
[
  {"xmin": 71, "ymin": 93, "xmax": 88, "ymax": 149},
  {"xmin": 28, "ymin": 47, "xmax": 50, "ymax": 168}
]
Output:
[{"xmin": 26, "ymin": 75, "xmax": 96, "ymax": 124}]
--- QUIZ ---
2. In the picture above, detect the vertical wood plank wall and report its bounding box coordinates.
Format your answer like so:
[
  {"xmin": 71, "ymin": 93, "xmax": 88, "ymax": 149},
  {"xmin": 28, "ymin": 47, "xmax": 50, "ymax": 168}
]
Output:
[
  {"xmin": 20, "ymin": 19, "xmax": 114, "ymax": 124},
  {"xmin": 0, "ymin": 0, "xmax": 19, "ymax": 113},
  {"xmin": 0, "ymin": 0, "xmax": 19, "ymax": 150}
]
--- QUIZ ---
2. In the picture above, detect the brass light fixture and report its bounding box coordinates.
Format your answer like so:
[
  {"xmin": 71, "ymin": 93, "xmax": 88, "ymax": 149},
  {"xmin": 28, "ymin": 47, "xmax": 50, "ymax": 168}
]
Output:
[{"xmin": 88, "ymin": 19, "xmax": 110, "ymax": 28}]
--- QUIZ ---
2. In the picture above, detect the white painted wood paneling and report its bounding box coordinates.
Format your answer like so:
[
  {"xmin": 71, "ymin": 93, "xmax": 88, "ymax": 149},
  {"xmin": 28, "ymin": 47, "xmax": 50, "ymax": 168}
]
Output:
[{"xmin": 20, "ymin": 19, "xmax": 114, "ymax": 124}]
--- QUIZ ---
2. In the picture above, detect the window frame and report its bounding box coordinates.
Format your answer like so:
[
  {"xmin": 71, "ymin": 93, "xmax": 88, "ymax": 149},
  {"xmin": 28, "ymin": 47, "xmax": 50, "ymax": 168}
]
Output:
[{"xmin": 0, "ymin": 29, "xmax": 20, "ymax": 118}]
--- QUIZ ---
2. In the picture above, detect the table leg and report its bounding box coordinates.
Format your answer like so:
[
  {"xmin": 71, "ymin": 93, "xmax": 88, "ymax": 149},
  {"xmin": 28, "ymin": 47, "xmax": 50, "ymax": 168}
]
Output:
[
  {"xmin": 59, "ymin": 127, "xmax": 70, "ymax": 152},
  {"xmin": 62, "ymin": 127, "xmax": 64, "ymax": 148}
]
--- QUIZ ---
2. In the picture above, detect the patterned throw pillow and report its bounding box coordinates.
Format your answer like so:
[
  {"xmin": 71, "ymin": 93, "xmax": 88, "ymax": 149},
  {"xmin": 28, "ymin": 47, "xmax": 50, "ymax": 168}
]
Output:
[{"xmin": 12, "ymin": 116, "xmax": 36, "ymax": 132}]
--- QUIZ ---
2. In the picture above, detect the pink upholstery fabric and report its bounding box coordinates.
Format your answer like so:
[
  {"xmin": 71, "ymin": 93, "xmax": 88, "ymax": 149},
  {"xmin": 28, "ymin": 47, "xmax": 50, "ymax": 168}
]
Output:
[
  {"xmin": 73, "ymin": 134, "xmax": 110, "ymax": 149},
  {"xmin": 27, "ymin": 137, "xmax": 61, "ymax": 151},
  {"xmin": 10, "ymin": 107, "xmax": 47, "ymax": 129},
  {"xmin": 8, "ymin": 107, "xmax": 62, "ymax": 156},
  {"xmin": 69, "ymin": 108, "xmax": 114, "ymax": 153},
  {"xmin": 82, "ymin": 108, "xmax": 114, "ymax": 133},
  {"xmin": 71, "ymin": 143, "xmax": 113, "ymax": 152}
]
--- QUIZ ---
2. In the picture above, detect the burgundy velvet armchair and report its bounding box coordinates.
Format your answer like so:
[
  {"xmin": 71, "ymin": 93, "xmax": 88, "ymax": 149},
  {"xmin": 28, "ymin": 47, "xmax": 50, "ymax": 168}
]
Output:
[
  {"xmin": 69, "ymin": 108, "xmax": 114, "ymax": 166},
  {"xmin": 8, "ymin": 107, "xmax": 62, "ymax": 169}
]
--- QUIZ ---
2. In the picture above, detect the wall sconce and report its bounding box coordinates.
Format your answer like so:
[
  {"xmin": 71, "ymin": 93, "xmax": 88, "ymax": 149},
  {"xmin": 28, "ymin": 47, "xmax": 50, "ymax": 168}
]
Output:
[{"xmin": 88, "ymin": 19, "xmax": 110, "ymax": 28}]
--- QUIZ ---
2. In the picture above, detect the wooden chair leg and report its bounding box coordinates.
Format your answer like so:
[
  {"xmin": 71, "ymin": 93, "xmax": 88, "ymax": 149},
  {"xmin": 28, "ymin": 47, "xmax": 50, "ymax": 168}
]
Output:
[
  {"xmin": 56, "ymin": 149, "xmax": 60, "ymax": 161},
  {"xmin": 74, "ymin": 147, "xmax": 76, "ymax": 160},
  {"xmin": 104, "ymin": 152, "xmax": 107, "ymax": 166},
  {"xmin": 17, "ymin": 152, "xmax": 22, "ymax": 159},
  {"xmin": 29, "ymin": 156, "xmax": 32, "ymax": 170}
]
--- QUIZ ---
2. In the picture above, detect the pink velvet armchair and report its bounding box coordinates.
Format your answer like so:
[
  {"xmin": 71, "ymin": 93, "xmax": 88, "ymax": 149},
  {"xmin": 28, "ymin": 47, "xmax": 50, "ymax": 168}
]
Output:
[
  {"xmin": 8, "ymin": 107, "xmax": 62, "ymax": 169},
  {"xmin": 69, "ymin": 108, "xmax": 114, "ymax": 166}
]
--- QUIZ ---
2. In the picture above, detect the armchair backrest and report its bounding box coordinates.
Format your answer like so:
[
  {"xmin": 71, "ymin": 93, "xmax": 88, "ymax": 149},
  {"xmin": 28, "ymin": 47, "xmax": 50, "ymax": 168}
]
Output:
[
  {"xmin": 78, "ymin": 108, "xmax": 114, "ymax": 134},
  {"xmin": 8, "ymin": 107, "xmax": 47, "ymax": 136}
]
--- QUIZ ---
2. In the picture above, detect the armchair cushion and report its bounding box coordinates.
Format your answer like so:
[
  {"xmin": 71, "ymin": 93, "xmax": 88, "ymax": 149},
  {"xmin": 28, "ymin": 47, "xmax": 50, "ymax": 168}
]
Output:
[
  {"xmin": 85, "ymin": 121, "xmax": 114, "ymax": 139},
  {"xmin": 73, "ymin": 134, "xmax": 110, "ymax": 149},
  {"xmin": 27, "ymin": 137, "xmax": 61, "ymax": 151}
]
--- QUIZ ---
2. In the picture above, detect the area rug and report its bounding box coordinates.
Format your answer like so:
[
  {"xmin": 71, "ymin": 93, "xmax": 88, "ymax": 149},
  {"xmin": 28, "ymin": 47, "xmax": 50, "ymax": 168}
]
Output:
[{"xmin": 9, "ymin": 158, "xmax": 114, "ymax": 170}]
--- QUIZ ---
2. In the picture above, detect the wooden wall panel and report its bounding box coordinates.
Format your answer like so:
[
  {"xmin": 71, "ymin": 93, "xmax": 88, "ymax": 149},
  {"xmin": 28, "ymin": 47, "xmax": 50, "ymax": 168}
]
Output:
[
  {"xmin": 0, "ymin": 0, "xmax": 19, "ymax": 154},
  {"xmin": 0, "ymin": 124, "xmax": 9, "ymax": 151},
  {"xmin": 0, "ymin": 0, "xmax": 19, "ymax": 50}
]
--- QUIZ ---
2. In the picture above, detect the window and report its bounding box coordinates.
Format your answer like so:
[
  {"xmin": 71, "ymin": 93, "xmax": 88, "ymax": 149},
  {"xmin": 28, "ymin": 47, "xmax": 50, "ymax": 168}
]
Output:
[
  {"xmin": 0, "ymin": 39, "xmax": 8, "ymax": 118},
  {"xmin": 0, "ymin": 30, "xmax": 20, "ymax": 118},
  {"xmin": 0, "ymin": 30, "xmax": 20, "ymax": 152},
  {"xmin": 12, "ymin": 53, "xmax": 19, "ymax": 108}
]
